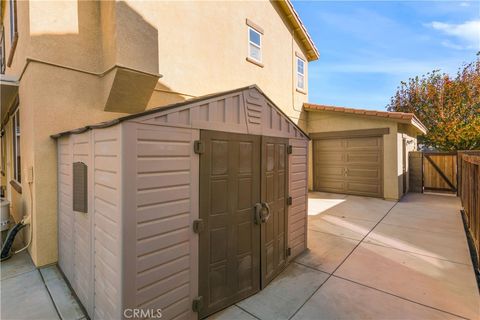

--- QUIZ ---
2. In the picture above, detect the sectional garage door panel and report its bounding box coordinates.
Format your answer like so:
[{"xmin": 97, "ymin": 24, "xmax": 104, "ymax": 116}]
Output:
[{"xmin": 314, "ymin": 136, "xmax": 383, "ymax": 198}]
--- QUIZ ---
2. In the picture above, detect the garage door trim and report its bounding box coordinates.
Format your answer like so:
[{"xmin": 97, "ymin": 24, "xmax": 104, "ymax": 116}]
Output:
[{"xmin": 310, "ymin": 127, "xmax": 389, "ymax": 140}]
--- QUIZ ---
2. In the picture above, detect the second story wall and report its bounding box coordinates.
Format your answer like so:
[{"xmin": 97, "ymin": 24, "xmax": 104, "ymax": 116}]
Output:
[
  {"xmin": 121, "ymin": 0, "xmax": 312, "ymax": 126},
  {"xmin": 2, "ymin": 0, "xmax": 314, "ymax": 127}
]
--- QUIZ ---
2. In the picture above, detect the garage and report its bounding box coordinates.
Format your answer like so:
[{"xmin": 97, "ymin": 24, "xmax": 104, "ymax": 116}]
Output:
[
  {"xmin": 312, "ymin": 132, "xmax": 384, "ymax": 198},
  {"xmin": 304, "ymin": 103, "xmax": 427, "ymax": 200},
  {"xmin": 52, "ymin": 85, "xmax": 309, "ymax": 319}
]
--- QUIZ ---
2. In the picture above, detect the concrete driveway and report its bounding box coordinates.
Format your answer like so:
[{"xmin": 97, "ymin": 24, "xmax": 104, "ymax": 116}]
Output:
[{"xmin": 211, "ymin": 192, "xmax": 480, "ymax": 320}]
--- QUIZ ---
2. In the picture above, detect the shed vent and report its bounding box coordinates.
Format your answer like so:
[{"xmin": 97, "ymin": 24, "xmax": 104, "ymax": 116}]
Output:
[{"xmin": 73, "ymin": 162, "xmax": 88, "ymax": 213}]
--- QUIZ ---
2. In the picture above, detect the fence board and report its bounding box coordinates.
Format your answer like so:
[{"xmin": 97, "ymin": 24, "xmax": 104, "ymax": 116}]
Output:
[{"xmin": 458, "ymin": 153, "xmax": 480, "ymax": 270}]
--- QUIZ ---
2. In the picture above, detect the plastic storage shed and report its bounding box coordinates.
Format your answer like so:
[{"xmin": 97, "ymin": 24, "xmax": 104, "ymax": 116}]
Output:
[{"xmin": 53, "ymin": 85, "xmax": 309, "ymax": 320}]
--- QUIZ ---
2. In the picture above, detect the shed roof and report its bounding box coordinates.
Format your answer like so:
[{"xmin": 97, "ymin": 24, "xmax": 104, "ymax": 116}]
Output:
[
  {"xmin": 304, "ymin": 103, "xmax": 427, "ymax": 134},
  {"xmin": 52, "ymin": 85, "xmax": 310, "ymax": 139}
]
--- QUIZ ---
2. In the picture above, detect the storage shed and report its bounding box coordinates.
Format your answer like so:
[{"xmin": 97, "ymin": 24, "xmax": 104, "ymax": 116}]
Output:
[
  {"xmin": 304, "ymin": 103, "xmax": 427, "ymax": 200},
  {"xmin": 53, "ymin": 85, "xmax": 309, "ymax": 320}
]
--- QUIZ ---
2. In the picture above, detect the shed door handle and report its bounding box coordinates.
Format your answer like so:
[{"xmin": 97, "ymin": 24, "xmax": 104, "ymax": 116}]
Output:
[{"xmin": 254, "ymin": 202, "xmax": 271, "ymax": 224}]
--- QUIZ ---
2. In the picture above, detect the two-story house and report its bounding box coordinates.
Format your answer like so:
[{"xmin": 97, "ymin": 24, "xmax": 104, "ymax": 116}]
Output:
[{"xmin": 0, "ymin": 0, "xmax": 319, "ymax": 270}]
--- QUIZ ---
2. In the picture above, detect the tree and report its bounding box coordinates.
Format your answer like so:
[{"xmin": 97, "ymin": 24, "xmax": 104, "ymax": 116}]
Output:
[{"xmin": 387, "ymin": 53, "xmax": 480, "ymax": 151}]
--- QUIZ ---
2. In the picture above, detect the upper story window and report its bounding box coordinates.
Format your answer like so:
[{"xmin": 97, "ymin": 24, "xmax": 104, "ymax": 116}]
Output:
[
  {"xmin": 296, "ymin": 57, "xmax": 306, "ymax": 91},
  {"xmin": 248, "ymin": 27, "xmax": 262, "ymax": 63},
  {"xmin": 1, "ymin": 26, "xmax": 5, "ymax": 74},
  {"xmin": 12, "ymin": 108, "xmax": 21, "ymax": 183},
  {"xmin": 7, "ymin": 0, "xmax": 18, "ymax": 67}
]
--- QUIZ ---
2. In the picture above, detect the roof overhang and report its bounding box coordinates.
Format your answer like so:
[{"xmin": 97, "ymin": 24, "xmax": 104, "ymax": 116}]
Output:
[
  {"xmin": 1, "ymin": 76, "xmax": 19, "ymax": 128},
  {"xmin": 304, "ymin": 103, "xmax": 427, "ymax": 135},
  {"xmin": 277, "ymin": 0, "xmax": 319, "ymax": 61}
]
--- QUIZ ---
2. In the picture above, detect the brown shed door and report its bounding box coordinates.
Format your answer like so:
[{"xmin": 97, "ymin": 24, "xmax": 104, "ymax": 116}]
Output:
[
  {"xmin": 261, "ymin": 137, "xmax": 288, "ymax": 286},
  {"xmin": 199, "ymin": 131, "xmax": 261, "ymax": 318},
  {"xmin": 314, "ymin": 136, "xmax": 383, "ymax": 197},
  {"xmin": 198, "ymin": 132, "xmax": 289, "ymax": 318}
]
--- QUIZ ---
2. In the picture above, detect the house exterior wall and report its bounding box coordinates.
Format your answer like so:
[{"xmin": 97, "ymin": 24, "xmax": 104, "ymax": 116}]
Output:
[
  {"xmin": 1, "ymin": 0, "xmax": 313, "ymax": 267},
  {"xmin": 306, "ymin": 111, "xmax": 401, "ymax": 200},
  {"xmin": 397, "ymin": 124, "xmax": 419, "ymax": 197}
]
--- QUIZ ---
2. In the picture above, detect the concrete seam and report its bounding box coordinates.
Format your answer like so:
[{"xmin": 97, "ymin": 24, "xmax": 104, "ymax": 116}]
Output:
[
  {"xmin": 361, "ymin": 241, "xmax": 473, "ymax": 267},
  {"xmin": 234, "ymin": 304, "xmax": 262, "ymax": 320},
  {"xmin": 332, "ymin": 274, "xmax": 470, "ymax": 320},
  {"xmin": 38, "ymin": 269, "xmax": 63, "ymax": 320},
  {"xmin": 288, "ymin": 199, "xmax": 399, "ymax": 320}
]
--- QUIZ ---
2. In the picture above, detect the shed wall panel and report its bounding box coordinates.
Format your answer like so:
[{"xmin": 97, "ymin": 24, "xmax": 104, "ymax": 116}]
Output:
[
  {"xmin": 122, "ymin": 123, "xmax": 199, "ymax": 320},
  {"xmin": 92, "ymin": 126, "xmax": 122, "ymax": 320},
  {"xmin": 57, "ymin": 137, "xmax": 74, "ymax": 282},
  {"xmin": 288, "ymin": 138, "xmax": 309, "ymax": 260},
  {"xmin": 71, "ymin": 132, "xmax": 94, "ymax": 316},
  {"xmin": 57, "ymin": 127, "xmax": 123, "ymax": 320}
]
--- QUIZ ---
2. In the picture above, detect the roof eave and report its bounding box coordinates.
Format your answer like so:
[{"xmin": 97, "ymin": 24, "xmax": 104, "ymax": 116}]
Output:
[{"xmin": 278, "ymin": 0, "xmax": 320, "ymax": 61}]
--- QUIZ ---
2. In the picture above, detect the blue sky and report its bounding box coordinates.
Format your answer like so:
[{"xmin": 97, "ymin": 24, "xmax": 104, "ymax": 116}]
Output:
[{"xmin": 292, "ymin": 0, "xmax": 480, "ymax": 110}]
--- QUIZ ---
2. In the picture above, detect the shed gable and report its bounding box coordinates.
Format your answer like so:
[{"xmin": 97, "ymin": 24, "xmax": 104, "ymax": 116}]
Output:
[{"xmin": 129, "ymin": 87, "xmax": 308, "ymax": 140}]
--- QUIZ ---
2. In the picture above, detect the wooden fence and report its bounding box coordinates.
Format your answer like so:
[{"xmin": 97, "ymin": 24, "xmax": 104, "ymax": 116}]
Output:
[{"xmin": 458, "ymin": 153, "xmax": 480, "ymax": 269}]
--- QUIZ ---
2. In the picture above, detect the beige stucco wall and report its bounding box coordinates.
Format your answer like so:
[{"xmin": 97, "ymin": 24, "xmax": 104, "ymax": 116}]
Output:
[
  {"xmin": 1, "ymin": 0, "xmax": 313, "ymax": 266},
  {"xmin": 306, "ymin": 110, "xmax": 402, "ymax": 200},
  {"xmin": 397, "ymin": 124, "xmax": 419, "ymax": 197},
  {"xmin": 122, "ymin": 0, "xmax": 310, "ymax": 126}
]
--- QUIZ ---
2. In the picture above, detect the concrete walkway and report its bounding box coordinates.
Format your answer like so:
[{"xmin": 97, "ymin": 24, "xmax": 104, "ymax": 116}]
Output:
[
  {"xmin": 0, "ymin": 251, "xmax": 86, "ymax": 320},
  {"xmin": 211, "ymin": 192, "xmax": 480, "ymax": 320}
]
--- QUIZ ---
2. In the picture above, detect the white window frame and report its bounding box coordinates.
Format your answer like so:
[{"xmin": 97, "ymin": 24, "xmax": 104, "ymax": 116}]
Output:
[
  {"xmin": 296, "ymin": 57, "xmax": 306, "ymax": 91},
  {"xmin": 12, "ymin": 108, "xmax": 20, "ymax": 183},
  {"xmin": 248, "ymin": 27, "xmax": 262, "ymax": 63}
]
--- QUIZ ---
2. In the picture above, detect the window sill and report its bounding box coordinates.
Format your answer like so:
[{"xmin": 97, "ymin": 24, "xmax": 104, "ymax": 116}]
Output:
[
  {"xmin": 9, "ymin": 179, "xmax": 22, "ymax": 194},
  {"xmin": 246, "ymin": 57, "xmax": 264, "ymax": 68},
  {"xmin": 296, "ymin": 88, "xmax": 307, "ymax": 95}
]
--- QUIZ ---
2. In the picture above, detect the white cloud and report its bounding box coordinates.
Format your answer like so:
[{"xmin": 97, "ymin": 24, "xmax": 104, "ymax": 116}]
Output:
[{"xmin": 428, "ymin": 20, "xmax": 480, "ymax": 47}]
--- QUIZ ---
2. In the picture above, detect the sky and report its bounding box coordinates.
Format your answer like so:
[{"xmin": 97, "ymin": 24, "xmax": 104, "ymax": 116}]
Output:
[{"xmin": 291, "ymin": 0, "xmax": 480, "ymax": 110}]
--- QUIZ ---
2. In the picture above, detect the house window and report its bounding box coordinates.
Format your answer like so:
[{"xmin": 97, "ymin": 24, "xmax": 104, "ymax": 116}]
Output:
[
  {"xmin": 0, "ymin": 26, "xmax": 5, "ymax": 74},
  {"xmin": 12, "ymin": 108, "xmax": 20, "ymax": 183},
  {"xmin": 9, "ymin": 0, "xmax": 17, "ymax": 43},
  {"xmin": 7, "ymin": 0, "xmax": 18, "ymax": 67},
  {"xmin": 296, "ymin": 57, "xmax": 305, "ymax": 91},
  {"xmin": 1, "ymin": 129, "xmax": 6, "ymax": 176},
  {"xmin": 248, "ymin": 27, "xmax": 262, "ymax": 63}
]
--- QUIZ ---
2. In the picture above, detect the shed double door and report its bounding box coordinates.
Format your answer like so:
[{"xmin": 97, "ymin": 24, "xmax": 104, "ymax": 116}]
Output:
[{"xmin": 198, "ymin": 131, "xmax": 288, "ymax": 318}]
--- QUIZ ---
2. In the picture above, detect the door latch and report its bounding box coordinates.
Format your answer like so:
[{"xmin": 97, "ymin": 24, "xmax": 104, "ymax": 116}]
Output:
[
  {"xmin": 194, "ymin": 140, "xmax": 204, "ymax": 154},
  {"xmin": 192, "ymin": 296, "xmax": 203, "ymax": 312},
  {"xmin": 193, "ymin": 219, "xmax": 205, "ymax": 233}
]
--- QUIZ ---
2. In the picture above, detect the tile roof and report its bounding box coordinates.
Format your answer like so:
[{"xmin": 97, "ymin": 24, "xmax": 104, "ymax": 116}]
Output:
[{"xmin": 304, "ymin": 103, "xmax": 427, "ymax": 134}]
